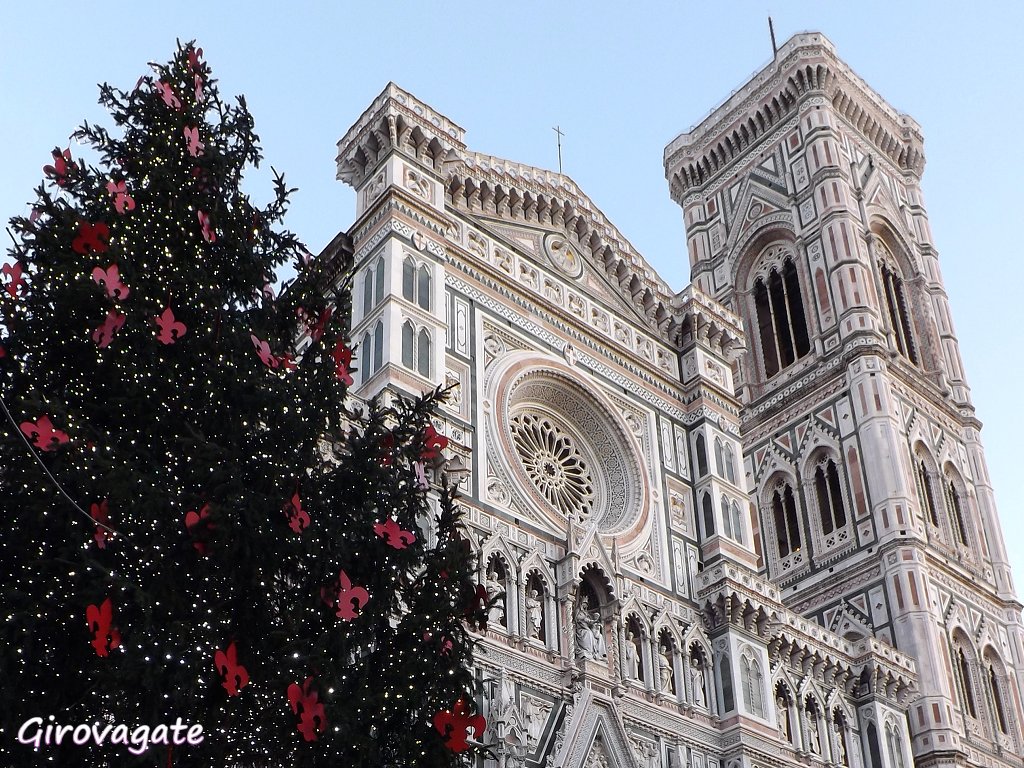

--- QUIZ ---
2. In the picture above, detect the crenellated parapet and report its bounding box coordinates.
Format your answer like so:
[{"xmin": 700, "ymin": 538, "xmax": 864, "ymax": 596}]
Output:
[{"xmin": 664, "ymin": 32, "xmax": 925, "ymax": 201}]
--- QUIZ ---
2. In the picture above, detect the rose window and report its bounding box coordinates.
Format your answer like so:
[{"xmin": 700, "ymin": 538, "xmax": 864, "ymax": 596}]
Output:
[{"xmin": 510, "ymin": 411, "xmax": 594, "ymax": 519}]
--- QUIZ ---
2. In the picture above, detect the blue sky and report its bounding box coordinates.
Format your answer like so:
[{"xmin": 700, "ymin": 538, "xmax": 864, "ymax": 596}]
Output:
[{"xmin": 4, "ymin": 2, "xmax": 1024, "ymax": 597}]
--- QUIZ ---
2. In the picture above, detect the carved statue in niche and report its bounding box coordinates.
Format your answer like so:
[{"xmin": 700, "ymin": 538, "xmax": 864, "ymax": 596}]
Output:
[
  {"xmin": 834, "ymin": 719, "xmax": 849, "ymax": 765},
  {"xmin": 777, "ymin": 696, "xmax": 791, "ymax": 741},
  {"xmin": 689, "ymin": 655, "xmax": 706, "ymax": 707},
  {"xmin": 485, "ymin": 561, "xmax": 506, "ymax": 628},
  {"xmin": 575, "ymin": 602, "xmax": 606, "ymax": 661},
  {"xmin": 659, "ymin": 645, "xmax": 675, "ymax": 694},
  {"xmin": 806, "ymin": 712, "xmax": 821, "ymax": 754},
  {"xmin": 624, "ymin": 630, "xmax": 641, "ymax": 680},
  {"xmin": 525, "ymin": 587, "xmax": 543, "ymax": 641}
]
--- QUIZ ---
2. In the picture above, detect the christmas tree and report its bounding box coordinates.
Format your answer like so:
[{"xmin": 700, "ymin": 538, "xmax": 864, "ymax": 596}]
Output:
[{"xmin": 0, "ymin": 43, "xmax": 486, "ymax": 766}]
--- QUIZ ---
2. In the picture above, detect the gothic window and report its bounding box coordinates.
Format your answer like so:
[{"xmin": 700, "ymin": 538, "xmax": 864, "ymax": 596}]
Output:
[
  {"xmin": 725, "ymin": 444, "xmax": 737, "ymax": 484},
  {"xmin": 956, "ymin": 646, "xmax": 978, "ymax": 718},
  {"xmin": 721, "ymin": 495, "xmax": 732, "ymax": 539},
  {"xmin": 359, "ymin": 320, "xmax": 385, "ymax": 384},
  {"xmin": 878, "ymin": 250, "xmax": 917, "ymax": 364},
  {"xmin": 943, "ymin": 468, "xmax": 969, "ymax": 546},
  {"xmin": 701, "ymin": 493, "xmax": 715, "ymax": 539},
  {"xmin": 813, "ymin": 457, "xmax": 847, "ymax": 535},
  {"xmin": 401, "ymin": 256, "xmax": 431, "ymax": 311},
  {"xmin": 511, "ymin": 412, "xmax": 594, "ymax": 520},
  {"xmin": 731, "ymin": 502, "xmax": 744, "ymax": 545},
  {"xmin": 771, "ymin": 482, "xmax": 801, "ymax": 558},
  {"xmin": 696, "ymin": 433, "xmax": 708, "ymax": 477},
  {"xmin": 885, "ymin": 722, "xmax": 907, "ymax": 768},
  {"xmin": 740, "ymin": 654, "xmax": 765, "ymax": 717},
  {"xmin": 363, "ymin": 256, "xmax": 385, "ymax": 316},
  {"xmin": 985, "ymin": 650, "xmax": 1011, "ymax": 735},
  {"xmin": 914, "ymin": 451, "xmax": 939, "ymax": 527},
  {"xmin": 753, "ymin": 256, "xmax": 811, "ymax": 378},
  {"xmin": 400, "ymin": 321, "xmax": 432, "ymax": 378}
]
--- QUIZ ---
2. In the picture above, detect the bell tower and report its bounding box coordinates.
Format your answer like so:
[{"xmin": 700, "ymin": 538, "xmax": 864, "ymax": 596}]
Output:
[{"xmin": 665, "ymin": 32, "xmax": 1024, "ymax": 766}]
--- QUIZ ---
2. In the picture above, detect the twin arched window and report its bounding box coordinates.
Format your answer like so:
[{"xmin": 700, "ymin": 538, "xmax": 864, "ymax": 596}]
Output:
[
  {"xmin": 752, "ymin": 256, "xmax": 811, "ymax": 378},
  {"xmin": 943, "ymin": 470, "xmax": 969, "ymax": 546},
  {"xmin": 401, "ymin": 321, "xmax": 431, "ymax": 378},
  {"xmin": 402, "ymin": 256, "xmax": 431, "ymax": 310},
  {"xmin": 714, "ymin": 437, "xmax": 737, "ymax": 484},
  {"xmin": 740, "ymin": 654, "xmax": 765, "ymax": 717}
]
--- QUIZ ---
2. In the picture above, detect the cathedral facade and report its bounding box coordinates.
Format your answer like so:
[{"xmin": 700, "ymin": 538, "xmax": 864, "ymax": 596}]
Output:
[{"xmin": 327, "ymin": 32, "xmax": 1024, "ymax": 768}]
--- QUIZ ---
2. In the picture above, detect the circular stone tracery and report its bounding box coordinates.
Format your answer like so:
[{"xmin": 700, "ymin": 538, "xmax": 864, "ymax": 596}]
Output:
[{"xmin": 510, "ymin": 411, "xmax": 595, "ymax": 519}]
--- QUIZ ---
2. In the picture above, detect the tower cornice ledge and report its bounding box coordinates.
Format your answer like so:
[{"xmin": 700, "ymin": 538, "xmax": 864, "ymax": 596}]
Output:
[{"xmin": 664, "ymin": 32, "xmax": 926, "ymax": 201}]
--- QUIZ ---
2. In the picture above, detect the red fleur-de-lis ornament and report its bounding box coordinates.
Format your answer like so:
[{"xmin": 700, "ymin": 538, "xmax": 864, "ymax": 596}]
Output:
[
  {"xmin": 433, "ymin": 699, "xmax": 485, "ymax": 753},
  {"xmin": 320, "ymin": 570, "xmax": 369, "ymax": 621},
  {"xmin": 283, "ymin": 491, "xmax": 310, "ymax": 534},
  {"xmin": 156, "ymin": 80, "xmax": 181, "ymax": 110},
  {"xmin": 183, "ymin": 126, "xmax": 204, "ymax": 157},
  {"xmin": 155, "ymin": 306, "xmax": 187, "ymax": 345},
  {"xmin": 92, "ymin": 309, "xmax": 126, "ymax": 349},
  {"xmin": 90, "ymin": 499, "xmax": 114, "ymax": 549},
  {"xmin": 2, "ymin": 261, "xmax": 25, "ymax": 298},
  {"xmin": 287, "ymin": 678, "xmax": 327, "ymax": 742},
  {"xmin": 72, "ymin": 221, "xmax": 110, "ymax": 255},
  {"xmin": 214, "ymin": 642, "xmax": 249, "ymax": 697},
  {"xmin": 86, "ymin": 598, "xmax": 121, "ymax": 657},
  {"xmin": 331, "ymin": 340, "xmax": 354, "ymax": 385},
  {"xmin": 187, "ymin": 46, "xmax": 204, "ymax": 71},
  {"xmin": 20, "ymin": 415, "xmax": 70, "ymax": 451},
  {"xmin": 43, "ymin": 148, "xmax": 76, "ymax": 186},
  {"xmin": 91, "ymin": 264, "xmax": 130, "ymax": 300},
  {"xmin": 105, "ymin": 180, "xmax": 136, "ymax": 215},
  {"xmin": 421, "ymin": 425, "xmax": 448, "ymax": 461},
  {"xmin": 373, "ymin": 518, "xmax": 417, "ymax": 550},
  {"xmin": 251, "ymin": 334, "xmax": 281, "ymax": 369},
  {"xmin": 184, "ymin": 503, "xmax": 215, "ymax": 555}
]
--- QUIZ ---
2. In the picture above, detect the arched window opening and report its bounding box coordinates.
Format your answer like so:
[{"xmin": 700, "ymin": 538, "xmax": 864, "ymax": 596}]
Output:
[
  {"xmin": 987, "ymin": 658, "xmax": 1010, "ymax": 735},
  {"xmin": 417, "ymin": 265, "xmax": 431, "ymax": 310},
  {"xmin": 402, "ymin": 257, "xmax": 415, "ymax": 302},
  {"xmin": 753, "ymin": 255, "xmax": 811, "ymax": 378},
  {"xmin": 814, "ymin": 458, "xmax": 847, "ymax": 535},
  {"xmin": 374, "ymin": 258, "xmax": 385, "ymax": 305},
  {"xmin": 721, "ymin": 495, "xmax": 732, "ymax": 539},
  {"xmin": 772, "ymin": 483, "xmax": 801, "ymax": 558},
  {"xmin": 702, "ymin": 494, "xmax": 715, "ymax": 539},
  {"xmin": 714, "ymin": 438, "xmax": 725, "ymax": 477},
  {"xmin": 417, "ymin": 329, "xmax": 431, "ymax": 377},
  {"xmin": 696, "ymin": 434, "xmax": 708, "ymax": 477},
  {"xmin": 372, "ymin": 321, "xmax": 383, "ymax": 373},
  {"xmin": 915, "ymin": 455, "xmax": 939, "ymax": 527},
  {"xmin": 363, "ymin": 268, "xmax": 375, "ymax": 316},
  {"xmin": 725, "ymin": 444, "xmax": 737, "ymax": 484},
  {"xmin": 879, "ymin": 255, "xmax": 917, "ymax": 364},
  {"xmin": 943, "ymin": 473, "xmax": 969, "ymax": 546},
  {"xmin": 956, "ymin": 647, "xmax": 978, "ymax": 718},
  {"xmin": 730, "ymin": 501, "xmax": 744, "ymax": 546},
  {"xmin": 401, "ymin": 321, "xmax": 415, "ymax": 369},
  {"xmin": 360, "ymin": 331, "xmax": 372, "ymax": 384}
]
